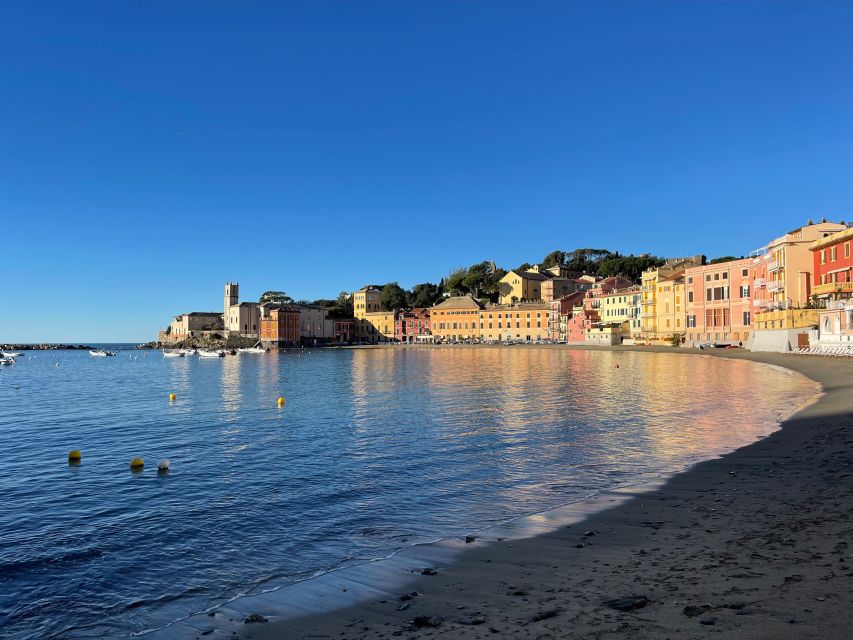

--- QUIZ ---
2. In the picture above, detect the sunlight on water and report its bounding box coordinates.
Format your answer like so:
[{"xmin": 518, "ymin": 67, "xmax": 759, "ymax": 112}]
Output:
[{"xmin": 0, "ymin": 347, "xmax": 816, "ymax": 638}]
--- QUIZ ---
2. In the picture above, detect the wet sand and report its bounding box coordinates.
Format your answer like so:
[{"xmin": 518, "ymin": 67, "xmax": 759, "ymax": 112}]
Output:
[{"xmin": 238, "ymin": 348, "xmax": 853, "ymax": 640}]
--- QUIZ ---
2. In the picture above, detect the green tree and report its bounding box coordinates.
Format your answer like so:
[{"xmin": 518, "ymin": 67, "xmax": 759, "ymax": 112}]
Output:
[
  {"xmin": 445, "ymin": 269, "xmax": 468, "ymax": 295},
  {"xmin": 380, "ymin": 282, "xmax": 409, "ymax": 311},
  {"xmin": 259, "ymin": 290, "xmax": 293, "ymax": 304},
  {"xmin": 598, "ymin": 254, "xmax": 666, "ymax": 283},
  {"xmin": 541, "ymin": 250, "xmax": 566, "ymax": 268},
  {"xmin": 410, "ymin": 282, "xmax": 442, "ymax": 308}
]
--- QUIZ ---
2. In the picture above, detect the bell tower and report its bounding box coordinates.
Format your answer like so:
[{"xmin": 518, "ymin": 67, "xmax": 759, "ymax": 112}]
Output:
[{"xmin": 224, "ymin": 282, "xmax": 239, "ymax": 313}]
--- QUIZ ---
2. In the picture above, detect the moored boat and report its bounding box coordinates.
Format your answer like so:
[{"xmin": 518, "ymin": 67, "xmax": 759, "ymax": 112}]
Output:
[
  {"xmin": 0, "ymin": 357, "xmax": 15, "ymax": 366},
  {"xmin": 238, "ymin": 346, "xmax": 267, "ymax": 353},
  {"xmin": 198, "ymin": 349, "xmax": 225, "ymax": 358},
  {"xmin": 163, "ymin": 350, "xmax": 185, "ymax": 358},
  {"xmin": 2, "ymin": 351, "xmax": 22, "ymax": 358},
  {"xmin": 89, "ymin": 349, "xmax": 116, "ymax": 357}
]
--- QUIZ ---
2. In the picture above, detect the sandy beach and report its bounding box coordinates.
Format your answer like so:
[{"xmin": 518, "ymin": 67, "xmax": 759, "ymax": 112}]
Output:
[{"xmin": 229, "ymin": 347, "xmax": 853, "ymax": 640}]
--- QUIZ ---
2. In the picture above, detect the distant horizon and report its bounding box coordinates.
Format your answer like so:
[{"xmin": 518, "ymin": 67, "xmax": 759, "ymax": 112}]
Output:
[{"xmin": 2, "ymin": 2, "xmax": 852, "ymax": 342}]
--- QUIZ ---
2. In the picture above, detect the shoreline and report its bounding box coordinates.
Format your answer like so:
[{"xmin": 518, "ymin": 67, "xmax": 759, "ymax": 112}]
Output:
[
  {"xmin": 148, "ymin": 346, "xmax": 853, "ymax": 640},
  {"xmin": 242, "ymin": 347, "xmax": 853, "ymax": 640}
]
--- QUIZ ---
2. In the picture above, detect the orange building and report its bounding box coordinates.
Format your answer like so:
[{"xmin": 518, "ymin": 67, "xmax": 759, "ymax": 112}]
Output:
[
  {"xmin": 479, "ymin": 302, "xmax": 549, "ymax": 342},
  {"xmin": 260, "ymin": 305, "xmax": 301, "ymax": 347},
  {"xmin": 430, "ymin": 295, "xmax": 483, "ymax": 342}
]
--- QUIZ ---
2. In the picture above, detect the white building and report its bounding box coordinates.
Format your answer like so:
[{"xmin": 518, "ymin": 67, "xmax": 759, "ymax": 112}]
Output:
[{"xmin": 291, "ymin": 303, "xmax": 334, "ymax": 342}]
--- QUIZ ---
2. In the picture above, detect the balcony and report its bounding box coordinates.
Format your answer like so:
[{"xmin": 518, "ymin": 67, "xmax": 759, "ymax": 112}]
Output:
[
  {"xmin": 641, "ymin": 286, "xmax": 655, "ymax": 292},
  {"xmin": 767, "ymin": 281, "xmax": 785, "ymax": 292},
  {"xmin": 640, "ymin": 312, "xmax": 655, "ymax": 318},
  {"xmin": 768, "ymin": 260, "xmax": 781, "ymax": 272},
  {"xmin": 753, "ymin": 277, "xmax": 766, "ymax": 287},
  {"xmin": 814, "ymin": 281, "xmax": 853, "ymax": 296}
]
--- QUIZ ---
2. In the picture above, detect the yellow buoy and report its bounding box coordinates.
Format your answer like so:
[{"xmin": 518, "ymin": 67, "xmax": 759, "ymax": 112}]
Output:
[
  {"xmin": 68, "ymin": 450, "xmax": 82, "ymax": 463},
  {"xmin": 277, "ymin": 397, "xmax": 286, "ymax": 407},
  {"xmin": 130, "ymin": 457, "xmax": 144, "ymax": 470},
  {"xmin": 169, "ymin": 393, "xmax": 176, "ymax": 401}
]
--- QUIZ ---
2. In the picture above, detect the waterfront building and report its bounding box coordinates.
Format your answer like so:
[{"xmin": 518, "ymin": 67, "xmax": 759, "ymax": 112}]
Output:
[
  {"xmin": 813, "ymin": 300, "xmax": 853, "ymax": 348},
  {"xmin": 394, "ymin": 308, "xmax": 431, "ymax": 343},
  {"xmin": 750, "ymin": 220, "xmax": 848, "ymax": 311},
  {"xmin": 683, "ymin": 259, "xmax": 753, "ymax": 346},
  {"xmin": 223, "ymin": 283, "xmax": 260, "ymax": 339},
  {"xmin": 333, "ymin": 320, "xmax": 356, "ymax": 343},
  {"xmin": 640, "ymin": 256, "xmax": 704, "ymax": 343},
  {"xmin": 479, "ymin": 302, "xmax": 549, "ymax": 342},
  {"xmin": 165, "ymin": 312, "xmax": 224, "ymax": 342},
  {"xmin": 810, "ymin": 225, "xmax": 853, "ymax": 303},
  {"xmin": 547, "ymin": 291, "xmax": 586, "ymax": 341},
  {"xmin": 352, "ymin": 285, "xmax": 395, "ymax": 343},
  {"xmin": 259, "ymin": 305, "xmax": 300, "ymax": 347},
  {"xmin": 291, "ymin": 303, "xmax": 334, "ymax": 343},
  {"xmin": 595, "ymin": 285, "xmax": 642, "ymax": 336},
  {"xmin": 430, "ymin": 295, "xmax": 483, "ymax": 342}
]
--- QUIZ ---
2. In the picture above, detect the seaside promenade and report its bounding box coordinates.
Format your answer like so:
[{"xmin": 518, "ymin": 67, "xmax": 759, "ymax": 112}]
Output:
[{"xmin": 243, "ymin": 346, "xmax": 853, "ymax": 640}]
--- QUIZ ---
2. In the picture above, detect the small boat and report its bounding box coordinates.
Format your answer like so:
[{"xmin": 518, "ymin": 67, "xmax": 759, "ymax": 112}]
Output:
[
  {"xmin": 180, "ymin": 348, "xmax": 198, "ymax": 356},
  {"xmin": 0, "ymin": 357, "xmax": 15, "ymax": 366},
  {"xmin": 163, "ymin": 350, "xmax": 185, "ymax": 358},
  {"xmin": 198, "ymin": 349, "xmax": 225, "ymax": 358},
  {"xmin": 2, "ymin": 351, "xmax": 22, "ymax": 358},
  {"xmin": 238, "ymin": 347, "xmax": 267, "ymax": 354},
  {"xmin": 89, "ymin": 349, "xmax": 116, "ymax": 357}
]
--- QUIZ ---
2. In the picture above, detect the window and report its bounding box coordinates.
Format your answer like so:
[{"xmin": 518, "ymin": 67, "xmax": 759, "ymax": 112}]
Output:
[
  {"xmin": 846, "ymin": 242, "xmax": 851, "ymax": 259},
  {"xmin": 741, "ymin": 285, "xmax": 750, "ymax": 298},
  {"xmin": 706, "ymin": 274, "xmax": 711, "ymax": 282},
  {"xmin": 688, "ymin": 277, "xmax": 693, "ymax": 284},
  {"xmin": 742, "ymin": 268, "xmax": 748, "ymax": 277},
  {"xmin": 687, "ymin": 291, "xmax": 694, "ymax": 303},
  {"xmin": 743, "ymin": 311, "xmax": 751, "ymax": 326},
  {"xmin": 687, "ymin": 315, "xmax": 696, "ymax": 328},
  {"xmin": 831, "ymin": 247, "xmax": 837, "ymax": 262},
  {"xmin": 821, "ymin": 249, "xmax": 826, "ymax": 264}
]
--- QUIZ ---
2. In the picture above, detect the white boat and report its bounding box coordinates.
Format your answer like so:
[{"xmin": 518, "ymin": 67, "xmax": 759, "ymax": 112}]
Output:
[
  {"xmin": 237, "ymin": 347, "xmax": 267, "ymax": 353},
  {"xmin": 0, "ymin": 357, "xmax": 15, "ymax": 366},
  {"xmin": 2, "ymin": 351, "xmax": 22, "ymax": 358},
  {"xmin": 89, "ymin": 349, "xmax": 116, "ymax": 357},
  {"xmin": 198, "ymin": 349, "xmax": 225, "ymax": 358},
  {"xmin": 163, "ymin": 350, "xmax": 185, "ymax": 358},
  {"xmin": 180, "ymin": 348, "xmax": 198, "ymax": 355}
]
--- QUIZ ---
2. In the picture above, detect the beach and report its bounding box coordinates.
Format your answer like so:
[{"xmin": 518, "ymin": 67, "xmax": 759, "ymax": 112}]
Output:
[{"xmin": 240, "ymin": 347, "xmax": 853, "ymax": 640}]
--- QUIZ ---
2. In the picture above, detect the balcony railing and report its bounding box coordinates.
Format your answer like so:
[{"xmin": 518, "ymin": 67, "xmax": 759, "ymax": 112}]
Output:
[
  {"xmin": 814, "ymin": 281, "xmax": 853, "ymax": 296},
  {"xmin": 768, "ymin": 260, "xmax": 781, "ymax": 272},
  {"xmin": 753, "ymin": 277, "xmax": 766, "ymax": 287},
  {"xmin": 767, "ymin": 281, "xmax": 785, "ymax": 292}
]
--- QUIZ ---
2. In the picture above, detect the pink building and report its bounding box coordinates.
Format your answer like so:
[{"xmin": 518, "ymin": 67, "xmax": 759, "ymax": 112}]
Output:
[
  {"xmin": 684, "ymin": 259, "xmax": 753, "ymax": 345},
  {"xmin": 547, "ymin": 290, "xmax": 586, "ymax": 340}
]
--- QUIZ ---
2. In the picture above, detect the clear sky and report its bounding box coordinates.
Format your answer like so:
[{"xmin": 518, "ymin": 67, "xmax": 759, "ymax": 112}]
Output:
[{"xmin": 2, "ymin": 1, "xmax": 852, "ymax": 342}]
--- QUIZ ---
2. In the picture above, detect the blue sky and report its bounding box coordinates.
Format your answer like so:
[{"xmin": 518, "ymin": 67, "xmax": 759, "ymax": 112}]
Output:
[{"xmin": 2, "ymin": 1, "xmax": 852, "ymax": 342}]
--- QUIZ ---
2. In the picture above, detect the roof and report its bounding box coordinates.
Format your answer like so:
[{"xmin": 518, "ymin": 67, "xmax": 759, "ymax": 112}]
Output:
[
  {"xmin": 432, "ymin": 295, "xmax": 483, "ymax": 310},
  {"xmin": 811, "ymin": 225, "xmax": 853, "ymax": 251},
  {"xmin": 356, "ymin": 285, "xmax": 383, "ymax": 293},
  {"xmin": 184, "ymin": 312, "xmax": 223, "ymax": 317},
  {"xmin": 485, "ymin": 301, "xmax": 550, "ymax": 311},
  {"xmin": 265, "ymin": 304, "xmax": 300, "ymax": 313}
]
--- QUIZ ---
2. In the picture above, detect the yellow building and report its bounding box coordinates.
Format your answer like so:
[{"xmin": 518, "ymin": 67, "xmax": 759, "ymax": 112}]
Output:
[
  {"xmin": 640, "ymin": 256, "xmax": 703, "ymax": 343},
  {"xmin": 479, "ymin": 302, "xmax": 549, "ymax": 342},
  {"xmin": 353, "ymin": 285, "xmax": 395, "ymax": 343},
  {"xmin": 430, "ymin": 295, "xmax": 483, "ymax": 342},
  {"xmin": 595, "ymin": 286, "xmax": 642, "ymax": 336},
  {"xmin": 753, "ymin": 308, "xmax": 820, "ymax": 330},
  {"xmin": 498, "ymin": 269, "xmax": 549, "ymax": 304}
]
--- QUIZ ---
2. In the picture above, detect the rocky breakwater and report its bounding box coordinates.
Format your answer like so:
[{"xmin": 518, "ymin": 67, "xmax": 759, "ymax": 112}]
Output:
[
  {"xmin": 1, "ymin": 344, "xmax": 95, "ymax": 351},
  {"xmin": 137, "ymin": 335, "xmax": 258, "ymax": 350}
]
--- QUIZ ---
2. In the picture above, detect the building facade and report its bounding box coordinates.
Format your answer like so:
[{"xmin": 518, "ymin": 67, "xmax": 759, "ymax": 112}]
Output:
[
  {"xmin": 684, "ymin": 259, "xmax": 753, "ymax": 345},
  {"xmin": 478, "ymin": 302, "xmax": 549, "ymax": 342},
  {"xmin": 498, "ymin": 269, "xmax": 549, "ymax": 303},
  {"xmin": 223, "ymin": 282, "xmax": 260, "ymax": 338},
  {"xmin": 750, "ymin": 220, "xmax": 848, "ymax": 311},
  {"xmin": 333, "ymin": 320, "xmax": 356, "ymax": 343},
  {"xmin": 811, "ymin": 226, "xmax": 853, "ymax": 303},
  {"xmin": 352, "ymin": 285, "xmax": 394, "ymax": 343},
  {"xmin": 167, "ymin": 312, "xmax": 224, "ymax": 342},
  {"xmin": 394, "ymin": 308, "xmax": 431, "ymax": 343},
  {"xmin": 640, "ymin": 256, "xmax": 703, "ymax": 343},
  {"xmin": 259, "ymin": 305, "xmax": 301, "ymax": 347},
  {"xmin": 430, "ymin": 295, "xmax": 483, "ymax": 342}
]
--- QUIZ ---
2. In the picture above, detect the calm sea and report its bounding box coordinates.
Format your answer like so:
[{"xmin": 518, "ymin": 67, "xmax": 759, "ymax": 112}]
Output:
[{"xmin": 0, "ymin": 346, "xmax": 816, "ymax": 638}]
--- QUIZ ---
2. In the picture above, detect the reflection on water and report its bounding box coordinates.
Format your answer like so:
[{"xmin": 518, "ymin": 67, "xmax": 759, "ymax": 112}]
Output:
[{"xmin": 0, "ymin": 347, "xmax": 816, "ymax": 639}]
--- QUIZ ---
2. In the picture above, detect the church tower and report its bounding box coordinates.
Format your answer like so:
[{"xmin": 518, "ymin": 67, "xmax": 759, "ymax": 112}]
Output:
[{"xmin": 224, "ymin": 282, "xmax": 239, "ymax": 312}]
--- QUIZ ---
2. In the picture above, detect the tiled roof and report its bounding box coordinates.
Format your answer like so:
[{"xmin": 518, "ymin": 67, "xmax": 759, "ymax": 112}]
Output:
[{"xmin": 432, "ymin": 295, "xmax": 483, "ymax": 310}]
